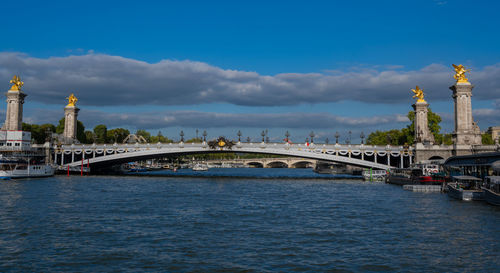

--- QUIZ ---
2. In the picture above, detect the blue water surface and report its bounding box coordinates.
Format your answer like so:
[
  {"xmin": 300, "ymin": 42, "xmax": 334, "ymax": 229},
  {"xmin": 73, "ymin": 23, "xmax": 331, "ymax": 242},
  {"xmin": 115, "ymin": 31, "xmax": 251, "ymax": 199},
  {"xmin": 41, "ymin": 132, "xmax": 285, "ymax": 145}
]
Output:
[{"xmin": 0, "ymin": 168, "xmax": 499, "ymax": 272}]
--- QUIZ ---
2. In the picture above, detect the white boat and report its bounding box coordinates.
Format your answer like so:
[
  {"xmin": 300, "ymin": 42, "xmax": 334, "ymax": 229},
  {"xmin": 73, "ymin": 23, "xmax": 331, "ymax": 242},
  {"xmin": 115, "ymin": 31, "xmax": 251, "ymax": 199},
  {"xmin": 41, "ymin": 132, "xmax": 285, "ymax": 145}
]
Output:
[
  {"xmin": 192, "ymin": 163, "xmax": 209, "ymax": 171},
  {"xmin": 0, "ymin": 157, "xmax": 54, "ymax": 179},
  {"xmin": 362, "ymin": 169, "xmax": 387, "ymax": 181},
  {"xmin": 0, "ymin": 130, "xmax": 55, "ymax": 179}
]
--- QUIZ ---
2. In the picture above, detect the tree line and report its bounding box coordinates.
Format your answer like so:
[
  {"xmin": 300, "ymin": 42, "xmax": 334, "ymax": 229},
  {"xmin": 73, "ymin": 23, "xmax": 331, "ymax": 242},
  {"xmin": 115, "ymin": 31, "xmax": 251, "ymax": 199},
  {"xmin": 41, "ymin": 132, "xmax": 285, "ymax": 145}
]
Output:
[{"xmin": 22, "ymin": 118, "xmax": 174, "ymax": 144}]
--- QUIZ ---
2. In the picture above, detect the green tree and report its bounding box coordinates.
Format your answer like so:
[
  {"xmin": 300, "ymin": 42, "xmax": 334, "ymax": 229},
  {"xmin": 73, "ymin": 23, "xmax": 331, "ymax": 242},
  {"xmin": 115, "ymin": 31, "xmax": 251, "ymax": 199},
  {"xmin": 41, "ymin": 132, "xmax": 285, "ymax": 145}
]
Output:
[
  {"xmin": 482, "ymin": 133, "xmax": 494, "ymax": 145},
  {"xmin": 136, "ymin": 129, "xmax": 151, "ymax": 142},
  {"xmin": 84, "ymin": 130, "xmax": 94, "ymax": 144},
  {"xmin": 93, "ymin": 124, "xmax": 108, "ymax": 143},
  {"xmin": 107, "ymin": 128, "xmax": 130, "ymax": 143},
  {"xmin": 185, "ymin": 137, "xmax": 202, "ymax": 143}
]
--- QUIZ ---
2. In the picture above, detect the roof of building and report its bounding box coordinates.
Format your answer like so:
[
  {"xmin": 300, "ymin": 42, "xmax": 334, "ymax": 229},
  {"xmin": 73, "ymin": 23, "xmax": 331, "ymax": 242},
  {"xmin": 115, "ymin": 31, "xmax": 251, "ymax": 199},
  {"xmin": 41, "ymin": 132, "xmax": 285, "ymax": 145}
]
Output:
[{"xmin": 444, "ymin": 152, "xmax": 500, "ymax": 167}]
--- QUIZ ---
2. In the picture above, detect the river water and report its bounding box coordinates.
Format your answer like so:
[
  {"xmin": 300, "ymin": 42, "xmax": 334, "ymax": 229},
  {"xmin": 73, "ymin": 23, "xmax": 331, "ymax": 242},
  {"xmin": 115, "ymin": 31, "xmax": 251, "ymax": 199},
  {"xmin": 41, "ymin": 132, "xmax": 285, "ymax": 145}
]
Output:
[{"xmin": 0, "ymin": 168, "xmax": 499, "ymax": 272}]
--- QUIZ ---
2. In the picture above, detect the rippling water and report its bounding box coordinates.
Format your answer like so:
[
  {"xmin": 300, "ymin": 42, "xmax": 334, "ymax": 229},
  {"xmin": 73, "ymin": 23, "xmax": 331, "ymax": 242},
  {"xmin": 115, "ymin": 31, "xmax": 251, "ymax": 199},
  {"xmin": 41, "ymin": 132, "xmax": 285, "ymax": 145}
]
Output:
[{"xmin": 1, "ymin": 169, "xmax": 499, "ymax": 272}]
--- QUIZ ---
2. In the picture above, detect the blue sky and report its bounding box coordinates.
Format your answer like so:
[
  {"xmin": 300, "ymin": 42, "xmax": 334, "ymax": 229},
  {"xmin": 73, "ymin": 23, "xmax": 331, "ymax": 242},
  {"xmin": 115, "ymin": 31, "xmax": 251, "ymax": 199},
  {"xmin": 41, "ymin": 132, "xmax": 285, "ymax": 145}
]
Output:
[{"xmin": 0, "ymin": 0, "xmax": 499, "ymax": 142}]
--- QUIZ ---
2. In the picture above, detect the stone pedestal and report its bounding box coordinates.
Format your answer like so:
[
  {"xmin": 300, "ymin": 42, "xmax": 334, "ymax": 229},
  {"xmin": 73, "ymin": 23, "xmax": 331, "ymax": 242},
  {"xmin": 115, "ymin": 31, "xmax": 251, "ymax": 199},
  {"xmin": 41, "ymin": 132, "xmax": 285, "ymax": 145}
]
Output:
[
  {"xmin": 450, "ymin": 82, "xmax": 481, "ymax": 145},
  {"xmin": 2, "ymin": 90, "xmax": 27, "ymax": 131},
  {"xmin": 63, "ymin": 105, "xmax": 80, "ymax": 143},
  {"xmin": 412, "ymin": 101, "xmax": 434, "ymax": 144}
]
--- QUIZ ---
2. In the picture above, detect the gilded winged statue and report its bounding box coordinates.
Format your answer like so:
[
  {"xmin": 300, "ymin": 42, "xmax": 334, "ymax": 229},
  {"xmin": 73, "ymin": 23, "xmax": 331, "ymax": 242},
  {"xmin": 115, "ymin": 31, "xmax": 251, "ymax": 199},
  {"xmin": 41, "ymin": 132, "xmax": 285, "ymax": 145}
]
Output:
[
  {"xmin": 9, "ymin": 75, "xmax": 24, "ymax": 91},
  {"xmin": 452, "ymin": 64, "xmax": 471, "ymax": 83},
  {"xmin": 66, "ymin": 93, "xmax": 78, "ymax": 107},
  {"xmin": 411, "ymin": 86, "xmax": 425, "ymax": 103}
]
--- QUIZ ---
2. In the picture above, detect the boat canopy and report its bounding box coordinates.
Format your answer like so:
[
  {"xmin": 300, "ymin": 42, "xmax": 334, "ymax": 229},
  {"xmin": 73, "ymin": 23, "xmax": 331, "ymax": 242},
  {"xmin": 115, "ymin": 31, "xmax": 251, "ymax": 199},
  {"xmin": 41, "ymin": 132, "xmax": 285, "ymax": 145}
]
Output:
[
  {"xmin": 485, "ymin": 176, "xmax": 500, "ymax": 184},
  {"xmin": 452, "ymin": 175, "xmax": 482, "ymax": 181}
]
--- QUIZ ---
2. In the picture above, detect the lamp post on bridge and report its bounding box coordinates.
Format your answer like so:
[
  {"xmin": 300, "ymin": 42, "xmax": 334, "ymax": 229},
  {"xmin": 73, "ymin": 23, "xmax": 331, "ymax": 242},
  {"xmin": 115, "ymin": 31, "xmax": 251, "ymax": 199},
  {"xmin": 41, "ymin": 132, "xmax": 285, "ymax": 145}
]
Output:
[
  {"xmin": 180, "ymin": 130, "xmax": 184, "ymax": 142},
  {"xmin": 285, "ymin": 131, "xmax": 290, "ymax": 143},
  {"xmin": 309, "ymin": 131, "xmax": 315, "ymax": 143},
  {"xmin": 325, "ymin": 138, "xmax": 329, "ymax": 145},
  {"xmin": 335, "ymin": 132, "xmax": 340, "ymax": 144},
  {"xmin": 203, "ymin": 130, "xmax": 207, "ymax": 142},
  {"xmin": 237, "ymin": 130, "xmax": 242, "ymax": 142},
  {"xmin": 261, "ymin": 130, "xmax": 266, "ymax": 143},
  {"xmin": 348, "ymin": 131, "xmax": 352, "ymax": 145}
]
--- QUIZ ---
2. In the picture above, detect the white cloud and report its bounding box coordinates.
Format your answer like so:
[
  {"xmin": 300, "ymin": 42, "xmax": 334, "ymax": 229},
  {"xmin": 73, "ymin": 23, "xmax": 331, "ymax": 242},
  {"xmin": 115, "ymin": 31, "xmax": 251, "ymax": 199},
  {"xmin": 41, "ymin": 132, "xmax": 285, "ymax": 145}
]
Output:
[{"xmin": 0, "ymin": 52, "xmax": 499, "ymax": 107}]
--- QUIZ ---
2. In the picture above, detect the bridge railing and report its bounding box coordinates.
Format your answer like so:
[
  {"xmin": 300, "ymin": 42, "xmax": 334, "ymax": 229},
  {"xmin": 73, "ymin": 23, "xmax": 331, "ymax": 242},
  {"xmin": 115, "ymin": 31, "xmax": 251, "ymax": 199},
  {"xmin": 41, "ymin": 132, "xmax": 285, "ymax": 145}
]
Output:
[{"xmin": 55, "ymin": 142, "xmax": 410, "ymax": 153}]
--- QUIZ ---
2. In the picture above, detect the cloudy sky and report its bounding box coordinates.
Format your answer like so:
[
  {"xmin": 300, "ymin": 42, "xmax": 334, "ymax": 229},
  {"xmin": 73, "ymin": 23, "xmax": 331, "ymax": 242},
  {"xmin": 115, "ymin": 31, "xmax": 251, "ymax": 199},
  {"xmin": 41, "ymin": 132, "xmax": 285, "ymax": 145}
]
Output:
[{"xmin": 1, "ymin": 0, "xmax": 499, "ymax": 142}]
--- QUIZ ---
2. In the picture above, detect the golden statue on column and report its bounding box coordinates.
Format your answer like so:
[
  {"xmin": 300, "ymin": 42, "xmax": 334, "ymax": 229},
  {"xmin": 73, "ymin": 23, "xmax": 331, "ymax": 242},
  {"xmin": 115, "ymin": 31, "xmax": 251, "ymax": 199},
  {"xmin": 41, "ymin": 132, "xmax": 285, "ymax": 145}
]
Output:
[
  {"xmin": 411, "ymin": 86, "xmax": 426, "ymax": 103},
  {"xmin": 9, "ymin": 75, "xmax": 24, "ymax": 91},
  {"xmin": 452, "ymin": 64, "xmax": 471, "ymax": 83},
  {"xmin": 66, "ymin": 93, "xmax": 78, "ymax": 107}
]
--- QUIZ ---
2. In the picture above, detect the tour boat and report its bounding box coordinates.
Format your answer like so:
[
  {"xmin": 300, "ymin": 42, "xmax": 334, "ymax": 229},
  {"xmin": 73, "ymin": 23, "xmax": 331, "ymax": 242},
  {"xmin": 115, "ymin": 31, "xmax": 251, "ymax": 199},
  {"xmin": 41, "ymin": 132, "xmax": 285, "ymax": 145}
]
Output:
[
  {"xmin": 0, "ymin": 131, "xmax": 55, "ymax": 179},
  {"xmin": 0, "ymin": 156, "xmax": 54, "ymax": 179},
  {"xmin": 192, "ymin": 163, "xmax": 209, "ymax": 171},
  {"xmin": 446, "ymin": 176, "xmax": 484, "ymax": 201},
  {"xmin": 362, "ymin": 169, "xmax": 387, "ymax": 181},
  {"xmin": 482, "ymin": 176, "xmax": 500, "ymax": 206}
]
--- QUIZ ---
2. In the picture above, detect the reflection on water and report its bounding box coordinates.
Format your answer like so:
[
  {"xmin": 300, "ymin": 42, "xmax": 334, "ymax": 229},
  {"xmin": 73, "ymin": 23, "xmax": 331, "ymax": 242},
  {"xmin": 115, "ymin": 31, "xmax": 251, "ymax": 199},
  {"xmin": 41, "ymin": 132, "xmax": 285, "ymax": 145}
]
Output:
[{"xmin": 0, "ymin": 169, "xmax": 499, "ymax": 272}]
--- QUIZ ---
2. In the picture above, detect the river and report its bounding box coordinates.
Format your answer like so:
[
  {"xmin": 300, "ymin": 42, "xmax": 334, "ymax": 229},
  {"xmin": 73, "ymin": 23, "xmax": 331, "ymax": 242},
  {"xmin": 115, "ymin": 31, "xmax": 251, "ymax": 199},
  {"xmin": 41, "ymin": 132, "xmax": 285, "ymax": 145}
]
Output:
[{"xmin": 0, "ymin": 168, "xmax": 499, "ymax": 272}]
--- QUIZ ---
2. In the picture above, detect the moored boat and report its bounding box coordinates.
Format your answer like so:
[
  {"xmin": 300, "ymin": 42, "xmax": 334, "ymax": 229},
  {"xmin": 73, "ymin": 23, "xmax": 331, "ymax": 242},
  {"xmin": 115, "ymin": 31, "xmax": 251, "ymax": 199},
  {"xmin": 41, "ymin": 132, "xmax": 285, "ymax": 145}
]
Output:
[
  {"xmin": 446, "ymin": 176, "xmax": 483, "ymax": 201},
  {"xmin": 362, "ymin": 169, "xmax": 387, "ymax": 181},
  {"xmin": 386, "ymin": 163, "xmax": 442, "ymax": 185},
  {"xmin": 482, "ymin": 176, "xmax": 500, "ymax": 206},
  {"xmin": 192, "ymin": 163, "xmax": 209, "ymax": 171}
]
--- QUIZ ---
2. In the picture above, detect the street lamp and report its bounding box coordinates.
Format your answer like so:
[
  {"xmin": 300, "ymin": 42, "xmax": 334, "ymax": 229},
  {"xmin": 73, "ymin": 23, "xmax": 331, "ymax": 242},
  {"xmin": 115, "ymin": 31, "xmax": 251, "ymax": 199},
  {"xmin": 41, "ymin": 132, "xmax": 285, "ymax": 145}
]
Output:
[
  {"xmin": 114, "ymin": 132, "xmax": 118, "ymax": 144},
  {"xmin": 335, "ymin": 132, "xmax": 340, "ymax": 144},
  {"xmin": 261, "ymin": 130, "xmax": 266, "ymax": 142},
  {"xmin": 348, "ymin": 131, "xmax": 352, "ymax": 144},
  {"xmin": 309, "ymin": 131, "xmax": 315, "ymax": 143},
  {"xmin": 325, "ymin": 138, "xmax": 329, "ymax": 145},
  {"xmin": 285, "ymin": 131, "xmax": 290, "ymax": 143},
  {"xmin": 180, "ymin": 130, "xmax": 184, "ymax": 142},
  {"xmin": 360, "ymin": 132, "xmax": 365, "ymax": 144},
  {"xmin": 247, "ymin": 136, "xmax": 251, "ymax": 143},
  {"xmin": 203, "ymin": 130, "xmax": 207, "ymax": 142},
  {"xmin": 237, "ymin": 130, "xmax": 242, "ymax": 142},
  {"xmin": 45, "ymin": 128, "xmax": 52, "ymax": 143}
]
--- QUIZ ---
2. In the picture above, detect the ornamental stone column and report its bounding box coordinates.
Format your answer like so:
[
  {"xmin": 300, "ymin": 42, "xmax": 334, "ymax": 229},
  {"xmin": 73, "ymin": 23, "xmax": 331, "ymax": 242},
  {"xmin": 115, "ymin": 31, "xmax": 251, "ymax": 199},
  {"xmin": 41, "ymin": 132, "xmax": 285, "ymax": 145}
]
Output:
[
  {"xmin": 450, "ymin": 81, "xmax": 481, "ymax": 145},
  {"xmin": 63, "ymin": 93, "xmax": 80, "ymax": 144},
  {"xmin": 411, "ymin": 86, "xmax": 434, "ymax": 144},
  {"xmin": 412, "ymin": 100, "xmax": 434, "ymax": 144},
  {"xmin": 2, "ymin": 75, "xmax": 27, "ymax": 131}
]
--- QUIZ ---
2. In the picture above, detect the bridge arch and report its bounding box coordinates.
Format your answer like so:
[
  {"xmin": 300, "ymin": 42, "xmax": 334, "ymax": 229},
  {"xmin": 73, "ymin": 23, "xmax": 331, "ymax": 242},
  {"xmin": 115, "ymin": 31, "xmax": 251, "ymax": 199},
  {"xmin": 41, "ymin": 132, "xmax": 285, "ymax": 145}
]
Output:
[
  {"xmin": 291, "ymin": 161, "xmax": 314, "ymax": 168},
  {"xmin": 247, "ymin": 162, "xmax": 264, "ymax": 168},
  {"xmin": 265, "ymin": 161, "xmax": 288, "ymax": 168}
]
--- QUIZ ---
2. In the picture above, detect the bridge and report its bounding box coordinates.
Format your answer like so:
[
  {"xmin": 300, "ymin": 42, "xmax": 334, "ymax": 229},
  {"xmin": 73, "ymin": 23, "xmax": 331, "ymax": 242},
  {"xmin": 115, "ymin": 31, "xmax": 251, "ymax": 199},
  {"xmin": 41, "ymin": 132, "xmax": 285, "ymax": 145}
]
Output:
[
  {"xmin": 205, "ymin": 157, "xmax": 317, "ymax": 168},
  {"xmin": 3, "ymin": 67, "xmax": 500, "ymax": 173},
  {"xmin": 53, "ymin": 141, "xmax": 414, "ymax": 171}
]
